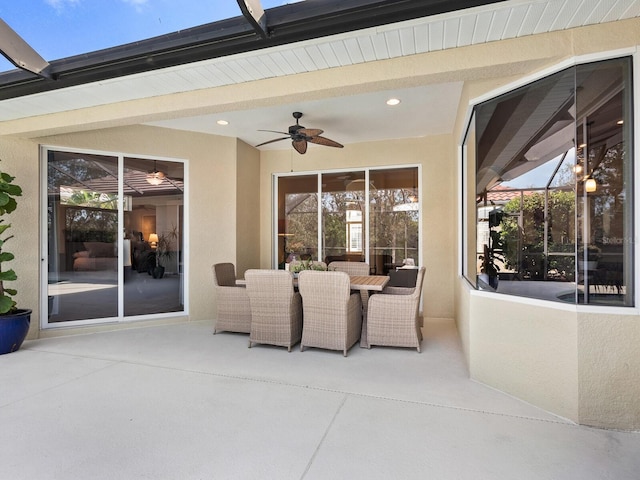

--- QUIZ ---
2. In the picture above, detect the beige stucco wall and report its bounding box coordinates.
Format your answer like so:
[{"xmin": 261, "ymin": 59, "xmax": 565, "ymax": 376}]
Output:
[
  {"xmin": 470, "ymin": 293, "xmax": 580, "ymax": 422},
  {"xmin": 452, "ymin": 21, "xmax": 640, "ymax": 429},
  {"xmin": 577, "ymin": 312, "xmax": 640, "ymax": 429},
  {"xmin": 0, "ymin": 136, "xmax": 40, "ymax": 334},
  {"xmin": 259, "ymin": 134, "xmax": 456, "ymax": 319},
  {"xmin": 0, "ymin": 125, "xmax": 256, "ymax": 338},
  {"xmin": 236, "ymin": 139, "xmax": 261, "ymax": 278}
]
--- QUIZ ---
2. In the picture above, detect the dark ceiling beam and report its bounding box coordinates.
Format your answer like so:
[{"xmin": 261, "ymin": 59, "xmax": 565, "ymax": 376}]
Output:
[
  {"xmin": 236, "ymin": 0, "xmax": 268, "ymax": 39},
  {"xmin": 0, "ymin": 18, "xmax": 52, "ymax": 79},
  {"xmin": 0, "ymin": 0, "xmax": 506, "ymax": 101}
]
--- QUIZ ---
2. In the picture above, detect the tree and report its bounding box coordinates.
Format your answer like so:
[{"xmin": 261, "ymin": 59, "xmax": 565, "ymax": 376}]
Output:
[{"xmin": 500, "ymin": 190, "xmax": 575, "ymax": 280}]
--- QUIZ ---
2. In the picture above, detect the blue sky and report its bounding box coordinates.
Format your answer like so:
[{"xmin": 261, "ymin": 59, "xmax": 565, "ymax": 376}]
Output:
[{"xmin": 0, "ymin": 0, "xmax": 300, "ymax": 72}]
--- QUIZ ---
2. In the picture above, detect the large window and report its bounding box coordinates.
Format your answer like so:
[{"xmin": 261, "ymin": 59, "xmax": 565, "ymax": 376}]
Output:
[
  {"xmin": 44, "ymin": 149, "xmax": 186, "ymax": 326},
  {"xmin": 276, "ymin": 166, "xmax": 420, "ymax": 274},
  {"xmin": 463, "ymin": 57, "xmax": 634, "ymax": 306}
]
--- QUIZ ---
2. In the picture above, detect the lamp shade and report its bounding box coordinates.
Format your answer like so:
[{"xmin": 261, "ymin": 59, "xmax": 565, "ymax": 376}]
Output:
[
  {"xmin": 585, "ymin": 178, "xmax": 597, "ymax": 193},
  {"xmin": 148, "ymin": 233, "xmax": 159, "ymax": 244}
]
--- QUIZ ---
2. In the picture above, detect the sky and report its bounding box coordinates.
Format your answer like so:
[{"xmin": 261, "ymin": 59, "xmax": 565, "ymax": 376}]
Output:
[{"xmin": 0, "ymin": 0, "xmax": 302, "ymax": 72}]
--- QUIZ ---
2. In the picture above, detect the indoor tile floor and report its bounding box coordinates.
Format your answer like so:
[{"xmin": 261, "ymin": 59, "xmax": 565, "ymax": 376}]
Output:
[{"xmin": 1, "ymin": 318, "xmax": 638, "ymax": 479}]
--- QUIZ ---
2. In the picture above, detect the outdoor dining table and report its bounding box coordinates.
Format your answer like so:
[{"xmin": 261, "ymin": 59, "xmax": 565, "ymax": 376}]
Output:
[{"xmin": 348, "ymin": 275, "xmax": 390, "ymax": 348}]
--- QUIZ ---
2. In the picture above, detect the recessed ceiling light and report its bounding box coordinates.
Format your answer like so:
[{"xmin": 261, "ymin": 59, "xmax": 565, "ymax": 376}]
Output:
[
  {"xmin": 386, "ymin": 98, "xmax": 401, "ymax": 106},
  {"xmin": 216, "ymin": 120, "xmax": 229, "ymax": 126}
]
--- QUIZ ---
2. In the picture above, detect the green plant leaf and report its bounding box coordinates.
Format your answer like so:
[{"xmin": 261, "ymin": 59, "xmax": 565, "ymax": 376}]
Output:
[
  {"xmin": 0, "ymin": 295, "xmax": 15, "ymax": 314},
  {"xmin": 0, "ymin": 269, "xmax": 17, "ymax": 281},
  {"xmin": 0, "ymin": 191, "xmax": 9, "ymax": 207},
  {"xmin": 3, "ymin": 288, "xmax": 17, "ymax": 296},
  {"xmin": 0, "ymin": 252, "xmax": 14, "ymax": 262},
  {"xmin": 4, "ymin": 184, "xmax": 22, "ymax": 196},
  {"xmin": 0, "ymin": 172, "xmax": 15, "ymax": 183},
  {"xmin": 1, "ymin": 197, "xmax": 17, "ymax": 214}
]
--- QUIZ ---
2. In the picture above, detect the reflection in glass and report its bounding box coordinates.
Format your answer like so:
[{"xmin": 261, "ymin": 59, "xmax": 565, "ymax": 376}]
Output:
[
  {"xmin": 47, "ymin": 151, "xmax": 119, "ymax": 321},
  {"xmin": 322, "ymin": 171, "xmax": 366, "ymax": 263},
  {"xmin": 124, "ymin": 157, "xmax": 184, "ymax": 317},
  {"xmin": 275, "ymin": 167, "xmax": 420, "ymax": 274},
  {"xmin": 369, "ymin": 167, "xmax": 419, "ymax": 275},
  {"xmin": 277, "ymin": 175, "xmax": 319, "ymax": 265},
  {"xmin": 467, "ymin": 57, "xmax": 633, "ymax": 306}
]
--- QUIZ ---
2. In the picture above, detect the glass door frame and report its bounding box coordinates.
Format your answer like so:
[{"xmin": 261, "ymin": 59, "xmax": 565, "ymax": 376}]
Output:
[{"xmin": 39, "ymin": 145, "xmax": 189, "ymax": 329}]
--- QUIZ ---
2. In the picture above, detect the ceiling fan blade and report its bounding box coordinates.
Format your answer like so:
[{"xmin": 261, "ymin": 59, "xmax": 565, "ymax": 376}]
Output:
[
  {"xmin": 255, "ymin": 137, "xmax": 289, "ymax": 147},
  {"xmin": 308, "ymin": 136, "xmax": 344, "ymax": 148},
  {"xmin": 258, "ymin": 129, "xmax": 290, "ymax": 135},
  {"xmin": 292, "ymin": 139, "xmax": 307, "ymax": 154},
  {"xmin": 298, "ymin": 128, "xmax": 323, "ymax": 137}
]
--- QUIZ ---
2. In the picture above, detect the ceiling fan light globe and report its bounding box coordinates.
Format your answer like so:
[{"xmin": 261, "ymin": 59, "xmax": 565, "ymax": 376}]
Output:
[{"xmin": 146, "ymin": 171, "xmax": 165, "ymax": 185}]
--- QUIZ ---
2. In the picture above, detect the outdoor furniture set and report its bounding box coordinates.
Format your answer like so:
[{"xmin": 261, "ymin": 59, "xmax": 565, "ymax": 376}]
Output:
[{"xmin": 211, "ymin": 262, "xmax": 425, "ymax": 355}]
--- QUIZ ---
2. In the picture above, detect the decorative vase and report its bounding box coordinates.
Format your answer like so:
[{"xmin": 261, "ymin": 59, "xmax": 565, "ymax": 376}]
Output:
[{"xmin": 0, "ymin": 309, "xmax": 32, "ymax": 355}]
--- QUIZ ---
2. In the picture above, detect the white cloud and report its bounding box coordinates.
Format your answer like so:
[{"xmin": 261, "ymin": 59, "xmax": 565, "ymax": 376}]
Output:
[
  {"xmin": 121, "ymin": 0, "xmax": 149, "ymax": 12},
  {"xmin": 45, "ymin": 0, "xmax": 81, "ymax": 10}
]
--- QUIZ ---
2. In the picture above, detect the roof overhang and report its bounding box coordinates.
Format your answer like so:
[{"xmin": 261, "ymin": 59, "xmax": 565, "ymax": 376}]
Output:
[{"xmin": 0, "ymin": 0, "xmax": 505, "ymax": 100}]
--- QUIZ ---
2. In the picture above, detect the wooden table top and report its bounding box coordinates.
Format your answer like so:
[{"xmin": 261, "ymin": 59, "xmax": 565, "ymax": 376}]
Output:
[{"xmin": 349, "ymin": 275, "xmax": 390, "ymax": 291}]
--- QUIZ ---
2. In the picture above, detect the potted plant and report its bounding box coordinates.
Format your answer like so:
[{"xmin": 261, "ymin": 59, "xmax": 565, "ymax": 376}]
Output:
[
  {"xmin": 578, "ymin": 244, "xmax": 601, "ymax": 270},
  {"xmin": 289, "ymin": 259, "xmax": 327, "ymax": 276},
  {"xmin": 0, "ymin": 165, "xmax": 31, "ymax": 355},
  {"xmin": 479, "ymin": 208, "xmax": 504, "ymax": 290},
  {"xmin": 153, "ymin": 226, "xmax": 178, "ymax": 279}
]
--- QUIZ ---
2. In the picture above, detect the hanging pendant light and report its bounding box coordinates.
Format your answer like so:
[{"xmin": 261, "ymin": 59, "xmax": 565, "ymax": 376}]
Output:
[{"xmin": 146, "ymin": 161, "xmax": 165, "ymax": 185}]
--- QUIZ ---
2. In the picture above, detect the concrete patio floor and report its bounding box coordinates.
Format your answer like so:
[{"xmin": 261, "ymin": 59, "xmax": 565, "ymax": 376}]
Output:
[{"xmin": 1, "ymin": 318, "xmax": 638, "ymax": 479}]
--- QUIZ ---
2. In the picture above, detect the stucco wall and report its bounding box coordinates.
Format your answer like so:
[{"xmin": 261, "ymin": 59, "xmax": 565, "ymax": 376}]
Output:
[
  {"xmin": 0, "ymin": 137, "xmax": 40, "ymax": 335},
  {"xmin": 578, "ymin": 312, "xmax": 640, "ymax": 429},
  {"xmin": 451, "ymin": 22, "xmax": 640, "ymax": 429},
  {"xmin": 0, "ymin": 125, "xmax": 249, "ymax": 337},
  {"xmin": 470, "ymin": 293, "xmax": 580, "ymax": 422},
  {"xmin": 236, "ymin": 139, "xmax": 261, "ymax": 278},
  {"xmin": 259, "ymin": 134, "xmax": 456, "ymax": 320}
]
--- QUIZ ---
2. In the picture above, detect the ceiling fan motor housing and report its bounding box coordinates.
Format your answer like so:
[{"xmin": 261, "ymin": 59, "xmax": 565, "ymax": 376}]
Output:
[{"xmin": 289, "ymin": 124, "xmax": 304, "ymax": 135}]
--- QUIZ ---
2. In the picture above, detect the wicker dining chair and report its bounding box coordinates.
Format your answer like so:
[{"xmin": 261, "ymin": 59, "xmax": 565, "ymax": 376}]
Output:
[
  {"xmin": 328, "ymin": 261, "xmax": 372, "ymax": 309},
  {"xmin": 297, "ymin": 270, "xmax": 362, "ymax": 357},
  {"xmin": 245, "ymin": 269, "xmax": 302, "ymax": 352},
  {"xmin": 366, "ymin": 267, "xmax": 426, "ymax": 352},
  {"xmin": 327, "ymin": 261, "xmax": 370, "ymax": 276},
  {"xmin": 211, "ymin": 263, "xmax": 251, "ymax": 334}
]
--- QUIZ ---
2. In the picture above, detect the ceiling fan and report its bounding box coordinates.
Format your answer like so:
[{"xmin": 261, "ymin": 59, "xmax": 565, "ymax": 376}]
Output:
[{"xmin": 255, "ymin": 112, "xmax": 344, "ymax": 154}]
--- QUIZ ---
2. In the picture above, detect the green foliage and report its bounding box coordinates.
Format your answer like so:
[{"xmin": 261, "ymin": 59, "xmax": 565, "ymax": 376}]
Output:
[
  {"xmin": 0, "ymin": 165, "xmax": 22, "ymax": 314},
  {"xmin": 156, "ymin": 225, "xmax": 179, "ymax": 268},
  {"xmin": 500, "ymin": 190, "xmax": 576, "ymax": 280},
  {"xmin": 290, "ymin": 260, "xmax": 327, "ymax": 273}
]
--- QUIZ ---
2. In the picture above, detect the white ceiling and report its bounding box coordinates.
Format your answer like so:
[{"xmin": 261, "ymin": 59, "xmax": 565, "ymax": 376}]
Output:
[
  {"xmin": 1, "ymin": 0, "xmax": 638, "ymax": 151},
  {"xmin": 145, "ymin": 82, "xmax": 464, "ymax": 150}
]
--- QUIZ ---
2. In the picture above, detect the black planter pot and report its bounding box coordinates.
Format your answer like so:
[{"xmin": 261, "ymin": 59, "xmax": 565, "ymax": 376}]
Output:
[{"xmin": 0, "ymin": 309, "xmax": 32, "ymax": 355}]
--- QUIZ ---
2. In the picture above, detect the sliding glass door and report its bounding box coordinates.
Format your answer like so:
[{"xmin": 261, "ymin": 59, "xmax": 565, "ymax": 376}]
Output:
[
  {"xmin": 44, "ymin": 148, "xmax": 186, "ymax": 326},
  {"xmin": 275, "ymin": 166, "xmax": 420, "ymax": 274}
]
